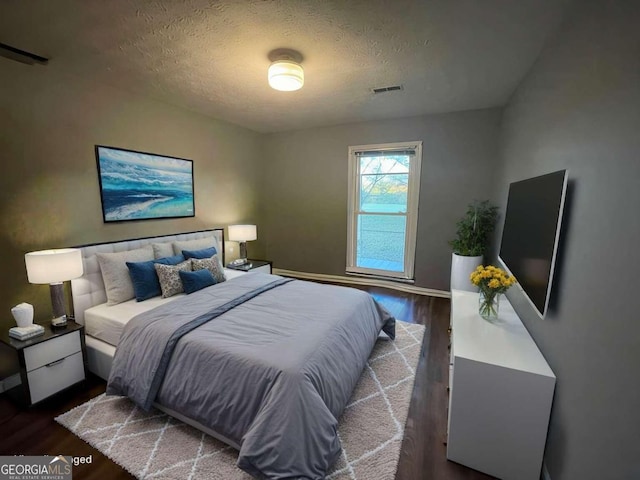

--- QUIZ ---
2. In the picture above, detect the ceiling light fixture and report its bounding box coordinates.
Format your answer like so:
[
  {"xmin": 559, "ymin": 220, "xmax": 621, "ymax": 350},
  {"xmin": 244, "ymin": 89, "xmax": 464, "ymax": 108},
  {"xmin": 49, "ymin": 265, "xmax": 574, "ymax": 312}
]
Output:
[{"xmin": 268, "ymin": 49, "xmax": 304, "ymax": 92}]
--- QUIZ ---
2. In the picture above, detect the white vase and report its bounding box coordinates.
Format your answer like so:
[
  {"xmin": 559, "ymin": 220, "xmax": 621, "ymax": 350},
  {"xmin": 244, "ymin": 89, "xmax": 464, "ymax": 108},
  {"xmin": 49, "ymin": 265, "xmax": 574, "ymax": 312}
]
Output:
[
  {"xmin": 450, "ymin": 253, "xmax": 482, "ymax": 292},
  {"xmin": 11, "ymin": 303, "xmax": 34, "ymax": 328}
]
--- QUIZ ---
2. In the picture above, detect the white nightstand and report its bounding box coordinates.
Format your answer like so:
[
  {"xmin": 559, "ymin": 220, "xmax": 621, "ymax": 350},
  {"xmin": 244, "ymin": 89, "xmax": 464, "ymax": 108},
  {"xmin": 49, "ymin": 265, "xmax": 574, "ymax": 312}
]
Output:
[{"xmin": 0, "ymin": 321, "xmax": 87, "ymax": 405}]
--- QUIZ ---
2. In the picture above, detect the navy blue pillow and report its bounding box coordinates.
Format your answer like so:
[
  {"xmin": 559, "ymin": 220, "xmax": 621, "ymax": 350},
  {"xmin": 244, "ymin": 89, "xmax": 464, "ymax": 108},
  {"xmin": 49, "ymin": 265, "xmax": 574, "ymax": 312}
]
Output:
[
  {"xmin": 127, "ymin": 254, "xmax": 186, "ymax": 301},
  {"xmin": 182, "ymin": 247, "xmax": 217, "ymax": 259},
  {"xmin": 157, "ymin": 254, "xmax": 187, "ymax": 265},
  {"xmin": 179, "ymin": 269, "xmax": 216, "ymax": 294}
]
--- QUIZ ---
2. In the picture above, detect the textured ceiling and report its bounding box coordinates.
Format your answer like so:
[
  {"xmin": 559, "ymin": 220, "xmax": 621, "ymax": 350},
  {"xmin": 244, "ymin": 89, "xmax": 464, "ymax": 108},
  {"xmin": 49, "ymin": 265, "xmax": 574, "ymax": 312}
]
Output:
[{"xmin": 0, "ymin": 0, "xmax": 566, "ymax": 133}]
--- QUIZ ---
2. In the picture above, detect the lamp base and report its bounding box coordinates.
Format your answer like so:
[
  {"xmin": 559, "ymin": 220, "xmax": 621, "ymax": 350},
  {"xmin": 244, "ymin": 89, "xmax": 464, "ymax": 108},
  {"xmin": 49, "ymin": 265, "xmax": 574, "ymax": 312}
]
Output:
[
  {"xmin": 52, "ymin": 315, "xmax": 68, "ymax": 328},
  {"xmin": 50, "ymin": 282, "xmax": 66, "ymax": 319},
  {"xmin": 238, "ymin": 242, "xmax": 248, "ymax": 263}
]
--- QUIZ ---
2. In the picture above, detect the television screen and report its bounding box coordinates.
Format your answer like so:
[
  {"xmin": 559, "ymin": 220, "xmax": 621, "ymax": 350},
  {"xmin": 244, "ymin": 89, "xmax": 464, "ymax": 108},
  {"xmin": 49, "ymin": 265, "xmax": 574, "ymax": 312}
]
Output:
[{"xmin": 499, "ymin": 170, "xmax": 568, "ymax": 318}]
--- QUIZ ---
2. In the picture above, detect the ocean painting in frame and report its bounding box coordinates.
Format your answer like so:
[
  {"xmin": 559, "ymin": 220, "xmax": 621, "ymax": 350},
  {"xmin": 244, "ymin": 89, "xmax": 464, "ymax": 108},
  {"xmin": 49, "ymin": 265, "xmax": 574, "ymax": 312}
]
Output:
[{"xmin": 95, "ymin": 146, "xmax": 195, "ymax": 222}]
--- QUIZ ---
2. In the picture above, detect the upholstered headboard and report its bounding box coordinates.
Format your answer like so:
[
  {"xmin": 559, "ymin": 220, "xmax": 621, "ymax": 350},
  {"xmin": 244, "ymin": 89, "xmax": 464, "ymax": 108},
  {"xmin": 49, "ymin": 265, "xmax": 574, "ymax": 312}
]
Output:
[{"xmin": 70, "ymin": 229, "xmax": 224, "ymax": 325}]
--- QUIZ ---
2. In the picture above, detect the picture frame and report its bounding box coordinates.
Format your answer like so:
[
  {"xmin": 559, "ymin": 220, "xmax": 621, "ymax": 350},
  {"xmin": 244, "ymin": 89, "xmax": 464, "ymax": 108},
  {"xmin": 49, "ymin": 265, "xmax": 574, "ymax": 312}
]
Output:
[{"xmin": 95, "ymin": 145, "xmax": 195, "ymax": 223}]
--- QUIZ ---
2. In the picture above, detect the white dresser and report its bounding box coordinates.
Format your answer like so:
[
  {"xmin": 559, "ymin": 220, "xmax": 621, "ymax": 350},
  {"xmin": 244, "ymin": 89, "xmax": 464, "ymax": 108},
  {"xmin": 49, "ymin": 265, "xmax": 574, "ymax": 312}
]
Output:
[{"xmin": 447, "ymin": 290, "xmax": 555, "ymax": 480}]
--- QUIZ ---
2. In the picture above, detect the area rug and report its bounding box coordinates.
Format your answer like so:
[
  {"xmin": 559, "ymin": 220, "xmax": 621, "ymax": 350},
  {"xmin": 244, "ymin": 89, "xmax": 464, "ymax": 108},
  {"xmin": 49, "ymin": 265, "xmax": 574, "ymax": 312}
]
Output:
[{"xmin": 56, "ymin": 320, "xmax": 425, "ymax": 480}]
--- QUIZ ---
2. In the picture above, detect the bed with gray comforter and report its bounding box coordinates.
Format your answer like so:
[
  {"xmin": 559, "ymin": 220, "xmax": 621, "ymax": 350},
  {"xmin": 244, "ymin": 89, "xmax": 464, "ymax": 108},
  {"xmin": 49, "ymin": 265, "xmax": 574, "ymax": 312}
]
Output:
[{"xmin": 107, "ymin": 273, "xmax": 395, "ymax": 479}]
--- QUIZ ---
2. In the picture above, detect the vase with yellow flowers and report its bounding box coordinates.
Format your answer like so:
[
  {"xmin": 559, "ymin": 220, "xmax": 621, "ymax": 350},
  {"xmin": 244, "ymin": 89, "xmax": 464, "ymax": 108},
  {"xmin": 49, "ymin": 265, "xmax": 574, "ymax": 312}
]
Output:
[{"xmin": 470, "ymin": 265, "xmax": 516, "ymax": 320}]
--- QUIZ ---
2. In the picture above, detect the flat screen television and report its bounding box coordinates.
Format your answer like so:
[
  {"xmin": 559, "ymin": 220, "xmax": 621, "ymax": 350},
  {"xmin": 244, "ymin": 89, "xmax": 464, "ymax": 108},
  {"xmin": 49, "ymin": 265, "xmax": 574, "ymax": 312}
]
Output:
[{"xmin": 498, "ymin": 170, "xmax": 568, "ymax": 318}]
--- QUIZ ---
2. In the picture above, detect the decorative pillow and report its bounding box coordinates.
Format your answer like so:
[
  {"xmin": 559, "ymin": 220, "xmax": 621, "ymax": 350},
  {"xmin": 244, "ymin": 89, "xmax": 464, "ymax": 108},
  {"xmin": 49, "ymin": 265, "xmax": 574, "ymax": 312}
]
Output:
[
  {"xmin": 182, "ymin": 247, "xmax": 217, "ymax": 259},
  {"xmin": 155, "ymin": 260, "xmax": 192, "ymax": 298},
  {"xmin": 158, "ymin": 254, "xmax": 187, "ymax": 265},
  {"xmin": 97, "ymin": 246, "xmax": 154, "ymax": 305},
  {"xmin": 172, "ymin": 237, "xmax": 217, "ymax": 256},
  {"xmin": 179, "ymin": 269, "xmax": 216, "ymax": 294},
  {"xmin": 191, "ymin": 255, "xmax": 226, "ymax": 284},
  {"xmin": 152, "ymin": 242, "xmax": 174, "ymax": 259},
  {"xmin": 126, "ymin": 254, "xmax": 186, "ymax": 302}
]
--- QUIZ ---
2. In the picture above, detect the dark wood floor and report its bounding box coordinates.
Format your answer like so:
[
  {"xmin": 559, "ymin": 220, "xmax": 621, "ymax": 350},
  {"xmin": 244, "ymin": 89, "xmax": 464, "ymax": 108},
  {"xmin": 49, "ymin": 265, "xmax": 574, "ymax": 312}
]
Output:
[{"xmin": 0, "ymin": 285, "xmax": 493, "ymax": 480}]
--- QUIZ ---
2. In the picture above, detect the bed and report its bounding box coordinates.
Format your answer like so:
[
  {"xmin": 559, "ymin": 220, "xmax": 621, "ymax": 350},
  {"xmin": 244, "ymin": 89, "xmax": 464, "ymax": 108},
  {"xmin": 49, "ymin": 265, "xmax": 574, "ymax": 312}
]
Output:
[
  {"xmin": 70, "ymin": 229, "xmax": 396, "ymax": 479},
  {"xmin": 72, "ymin": 230, "xmax": 227, "ymax": 378}
]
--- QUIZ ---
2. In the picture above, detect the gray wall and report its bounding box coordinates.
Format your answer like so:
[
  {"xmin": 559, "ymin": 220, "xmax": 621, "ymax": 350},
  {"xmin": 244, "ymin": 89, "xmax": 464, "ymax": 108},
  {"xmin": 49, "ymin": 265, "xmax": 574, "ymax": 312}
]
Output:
[
  {"xmin": 0, "ymin": 60, "xmax": 264, "ymax": 332},
  {"xmin": 494, "ymin": 1, "xmax": 640, "ymax": 478},
  {"xmin": 262, "ymin": 109, "xmax": 502, "ymax": 291}
]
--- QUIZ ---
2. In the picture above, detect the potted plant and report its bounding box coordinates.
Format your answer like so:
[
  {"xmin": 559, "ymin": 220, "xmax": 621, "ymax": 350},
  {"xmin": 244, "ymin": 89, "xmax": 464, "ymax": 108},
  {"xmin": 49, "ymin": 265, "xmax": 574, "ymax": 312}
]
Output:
[{"xmin": 449, "ymin": 200, "xmax": 498, "ymax": 291}]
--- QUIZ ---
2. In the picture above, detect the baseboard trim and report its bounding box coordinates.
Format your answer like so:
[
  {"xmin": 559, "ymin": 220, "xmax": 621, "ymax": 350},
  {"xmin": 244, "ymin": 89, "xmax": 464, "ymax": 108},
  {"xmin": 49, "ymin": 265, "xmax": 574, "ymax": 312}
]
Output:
[
  {"xmin": 273, "ymin": 268, "xmax": 451, "ymax": 298},
  {"xmin": 542, "ymin": 461, "xmax": 551, "ymax": 480}
]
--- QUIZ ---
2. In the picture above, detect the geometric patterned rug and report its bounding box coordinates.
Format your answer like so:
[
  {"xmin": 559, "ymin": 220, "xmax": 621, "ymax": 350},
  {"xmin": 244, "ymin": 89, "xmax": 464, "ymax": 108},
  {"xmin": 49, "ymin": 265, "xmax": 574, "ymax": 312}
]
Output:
[{"xmin": 56, "ymin": 321, "xmax": 425, "ymax": 480}]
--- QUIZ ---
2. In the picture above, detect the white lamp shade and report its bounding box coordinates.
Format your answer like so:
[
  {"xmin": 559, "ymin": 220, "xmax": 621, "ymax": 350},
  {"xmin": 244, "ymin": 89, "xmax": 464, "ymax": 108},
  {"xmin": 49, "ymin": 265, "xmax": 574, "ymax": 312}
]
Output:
[
  {"xmin": 268, "ymin": 60, "xmax": 304, "ymax": 91},
  {"xmin": 25, "ymin": 248, "xmax": 84, "ymax": 284},
  {"xmin": 228, "ymin": 225, "xmax": 257, "ymax": 242}
]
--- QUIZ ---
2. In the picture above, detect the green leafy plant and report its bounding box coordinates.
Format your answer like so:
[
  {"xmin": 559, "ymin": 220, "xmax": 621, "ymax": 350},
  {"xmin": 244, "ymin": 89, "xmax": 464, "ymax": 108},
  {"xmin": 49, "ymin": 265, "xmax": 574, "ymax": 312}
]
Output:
[{"xmin": 449, "ymin": 200, "xmax": 499, "ymax": 256}]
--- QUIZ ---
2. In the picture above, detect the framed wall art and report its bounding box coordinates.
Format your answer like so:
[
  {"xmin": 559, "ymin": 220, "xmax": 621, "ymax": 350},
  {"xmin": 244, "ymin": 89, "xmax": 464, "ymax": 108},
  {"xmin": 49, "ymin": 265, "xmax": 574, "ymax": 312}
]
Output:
[{"xmin": 95, "ymin": 145, "xmax": 195, "ymax": 222}]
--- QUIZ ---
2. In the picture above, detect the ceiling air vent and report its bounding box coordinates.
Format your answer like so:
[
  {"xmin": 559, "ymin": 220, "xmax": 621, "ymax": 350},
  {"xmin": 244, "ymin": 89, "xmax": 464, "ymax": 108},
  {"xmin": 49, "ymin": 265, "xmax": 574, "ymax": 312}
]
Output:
[{"xmin": 372, "ymin": 85, "xmax": 404, "ymax": 94}]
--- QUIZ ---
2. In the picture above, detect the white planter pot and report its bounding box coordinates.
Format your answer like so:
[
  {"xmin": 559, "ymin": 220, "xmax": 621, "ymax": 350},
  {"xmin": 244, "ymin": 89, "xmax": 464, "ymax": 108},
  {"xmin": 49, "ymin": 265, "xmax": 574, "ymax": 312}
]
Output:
[{"xmin": 450, "ymin": 253, "xmax": 483, "ymax": 292}]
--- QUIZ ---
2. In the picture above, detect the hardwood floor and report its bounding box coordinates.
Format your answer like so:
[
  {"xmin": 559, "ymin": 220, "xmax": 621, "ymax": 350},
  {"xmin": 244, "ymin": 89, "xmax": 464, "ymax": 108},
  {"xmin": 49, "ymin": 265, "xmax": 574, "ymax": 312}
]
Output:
[
  {"xmin": 357, "ymin": 286, "xmax": 493, "ymax": 480},
  {"xmin": 0, "ymin": 285, "xmax": 493, "ymax": 480}
]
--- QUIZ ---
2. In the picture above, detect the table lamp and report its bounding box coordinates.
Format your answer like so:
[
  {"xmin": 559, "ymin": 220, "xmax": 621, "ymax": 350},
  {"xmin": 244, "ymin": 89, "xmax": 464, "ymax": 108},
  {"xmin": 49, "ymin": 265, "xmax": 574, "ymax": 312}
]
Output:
[
  {"xmin": 228, "ymin": 225, "xmax": 257, "ymax": 264},
  {"xmin": 25, "ymin": 248, "xmax": 84, "ymax": 326}
]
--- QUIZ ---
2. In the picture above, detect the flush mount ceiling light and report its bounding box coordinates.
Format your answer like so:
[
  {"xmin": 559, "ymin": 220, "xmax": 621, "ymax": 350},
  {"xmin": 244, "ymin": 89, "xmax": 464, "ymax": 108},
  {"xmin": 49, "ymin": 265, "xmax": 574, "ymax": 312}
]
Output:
[{"xmin": 268, "ymin": 48, "xmax": 304, "ymax": 92}]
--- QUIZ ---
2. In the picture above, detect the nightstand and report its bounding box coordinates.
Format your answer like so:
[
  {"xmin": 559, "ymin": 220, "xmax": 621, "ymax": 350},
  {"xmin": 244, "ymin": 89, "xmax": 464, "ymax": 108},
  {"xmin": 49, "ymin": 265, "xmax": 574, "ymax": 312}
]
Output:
[
  {"xmin": 226, "ymin": 259, "xmax": 272, "ymax": 275},
  {"xmin": 0, "ymin": 320, "xmax": 87, "ymax": 406}
]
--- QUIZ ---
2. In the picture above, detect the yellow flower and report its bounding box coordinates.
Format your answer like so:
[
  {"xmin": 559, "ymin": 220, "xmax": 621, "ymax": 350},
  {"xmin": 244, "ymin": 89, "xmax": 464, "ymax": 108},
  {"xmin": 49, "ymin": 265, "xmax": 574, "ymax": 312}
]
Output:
[{"xmin": 472, "ymin": 265, "xmax": 516, "ymax": 290}]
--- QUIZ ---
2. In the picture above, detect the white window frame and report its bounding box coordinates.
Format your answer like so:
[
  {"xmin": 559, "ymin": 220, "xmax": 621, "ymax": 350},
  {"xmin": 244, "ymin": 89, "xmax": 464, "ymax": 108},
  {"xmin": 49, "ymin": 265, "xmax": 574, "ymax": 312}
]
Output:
[{"xmin": 346, "ymin": 141, "xmax": 422, "ymax": 280}]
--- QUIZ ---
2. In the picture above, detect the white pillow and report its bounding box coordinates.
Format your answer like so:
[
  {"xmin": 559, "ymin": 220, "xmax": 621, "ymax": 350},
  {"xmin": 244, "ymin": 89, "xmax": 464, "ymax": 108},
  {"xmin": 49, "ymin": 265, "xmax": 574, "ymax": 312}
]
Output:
[
  {"xmin": 152, "ymin": 242, "xmax": 174, "ymax": 259},
  {"xmin": 97, "ymin": 246, "xmax": 154, "ymax": 305},
  {"xmin": 172, "ymin": 236, "xmax": 218, "ymax": 256}
]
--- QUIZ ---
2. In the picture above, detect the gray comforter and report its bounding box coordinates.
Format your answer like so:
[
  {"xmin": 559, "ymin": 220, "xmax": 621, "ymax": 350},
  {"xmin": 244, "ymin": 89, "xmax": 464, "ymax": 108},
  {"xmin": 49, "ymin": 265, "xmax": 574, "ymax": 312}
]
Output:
[{"xmin": 107, "ymin": 273, "xmax": 395, "ymax": 479}]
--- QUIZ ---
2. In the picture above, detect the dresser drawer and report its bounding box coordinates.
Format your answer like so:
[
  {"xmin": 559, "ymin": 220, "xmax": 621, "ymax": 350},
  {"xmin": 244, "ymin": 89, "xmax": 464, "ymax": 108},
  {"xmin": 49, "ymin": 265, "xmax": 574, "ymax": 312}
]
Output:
[
  {"xmin": 24, "ymin": 330, "xmax": 81, "ymax": 372},
  {"xmin": 27, "ymin": 351, "xmax": 85, "ymax": 404}
]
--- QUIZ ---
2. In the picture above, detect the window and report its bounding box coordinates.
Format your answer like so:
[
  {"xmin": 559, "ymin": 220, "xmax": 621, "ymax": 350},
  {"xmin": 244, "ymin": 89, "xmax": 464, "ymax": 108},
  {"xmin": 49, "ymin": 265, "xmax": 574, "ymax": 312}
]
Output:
[{"xmin": 347, "ymin": 141, "xmax": 422, "ymax": 280}]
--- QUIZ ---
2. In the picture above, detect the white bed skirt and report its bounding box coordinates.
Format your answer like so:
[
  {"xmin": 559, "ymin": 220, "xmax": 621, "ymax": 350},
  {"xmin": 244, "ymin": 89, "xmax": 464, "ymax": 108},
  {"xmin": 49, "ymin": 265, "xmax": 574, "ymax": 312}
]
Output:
[{"xmin": 85, "ymin": 335, "xmax": 116, "ymax": 381}]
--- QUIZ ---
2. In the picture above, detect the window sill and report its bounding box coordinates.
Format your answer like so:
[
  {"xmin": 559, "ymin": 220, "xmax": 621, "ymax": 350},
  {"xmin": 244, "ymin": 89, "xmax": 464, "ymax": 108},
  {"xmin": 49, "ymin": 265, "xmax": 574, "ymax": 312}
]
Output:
[{"xmin": 345, "ymin": 271, "xmax": 415, "ymax": 284}]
